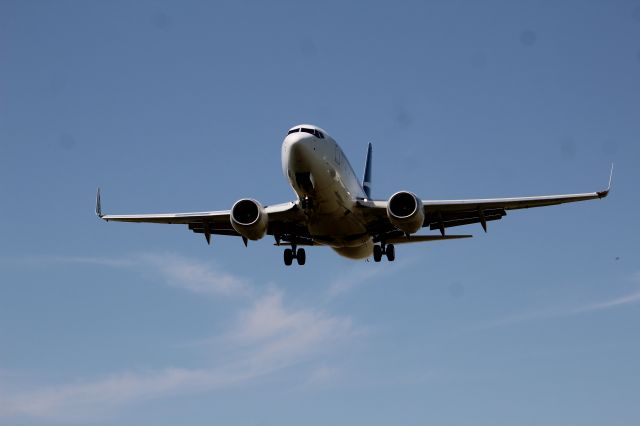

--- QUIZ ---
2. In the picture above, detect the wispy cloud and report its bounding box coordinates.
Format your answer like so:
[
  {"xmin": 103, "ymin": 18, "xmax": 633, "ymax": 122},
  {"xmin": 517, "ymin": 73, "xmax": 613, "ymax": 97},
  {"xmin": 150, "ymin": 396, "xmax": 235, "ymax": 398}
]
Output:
[
  {"xmin": 0, "ymin": 365, "xmax": 266, "ymax": 421},
  {"xmin": 327, "ymin": 257, "xmax": 416, "ymax": 298},
  {"xmin": 233, "ymin": 291, "xmax": 352, "ymax": 342},
  {"xmin": 473, "ymin": 287, "xmax": 640, "ymax": 330},
  {"xmin": 566, "ymin": 289, "xmax": 640, "ymax": 315},
  {"xmin": 139, "ymin": 253, "xmax": 251, "ymax": 296},
  {"xmin": 0, "ymin": 258, "xmax": 357, "ymax": 422},
  {"xmin": 5, "ymin": 253, "xmax": 250, "ymax": 296},
  {"xmin": 4, "ymin": 255, "xmax": 136, "ymax": 268},
  {"xmin": 303, "ymin": 365, "xmax": 340, "ymax": 388},
  {"xmin": 327, "ymin": 266, "xmax": 381, "ymax": 297},
  {"xmin": 229, "ymin": 291, "xmax": 356, "ymax": 366}
]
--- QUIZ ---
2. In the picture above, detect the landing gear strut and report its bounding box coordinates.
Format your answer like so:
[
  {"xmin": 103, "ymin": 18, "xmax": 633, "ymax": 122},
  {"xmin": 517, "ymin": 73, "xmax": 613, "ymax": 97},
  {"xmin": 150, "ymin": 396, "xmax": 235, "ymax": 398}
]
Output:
[
  {"xmin": 300, "ymin": 196, "xmax": 313, "ymax": 210},
  {"xmin": 283, "ymin": 244, "xmax": 306, "ymax": 266},
  {"xmin": 373, "ymin": 243, "xmax": 395, "ymax": 263}
]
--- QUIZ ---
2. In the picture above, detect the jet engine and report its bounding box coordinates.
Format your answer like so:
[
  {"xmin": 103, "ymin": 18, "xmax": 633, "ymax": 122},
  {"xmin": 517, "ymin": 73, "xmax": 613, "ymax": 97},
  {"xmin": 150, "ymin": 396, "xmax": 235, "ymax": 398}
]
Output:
[
  {"xmin": 386, "ymin": 191, "xmax": 425, "ymax": 234},
  {"xmin": 230, "ymin": 198, "xmax": 268, "ymax": 240}
]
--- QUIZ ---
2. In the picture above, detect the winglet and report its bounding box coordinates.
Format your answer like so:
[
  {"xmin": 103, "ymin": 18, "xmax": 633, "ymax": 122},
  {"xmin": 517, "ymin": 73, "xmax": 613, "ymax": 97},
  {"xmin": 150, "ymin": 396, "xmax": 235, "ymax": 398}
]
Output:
[
  {"xmin": 95, "ymin": 188, "xmax": 103, "ymax": 218},
  {"xmin": 597, "ymin": 163, "xmax": 614, "ymax": 198}
]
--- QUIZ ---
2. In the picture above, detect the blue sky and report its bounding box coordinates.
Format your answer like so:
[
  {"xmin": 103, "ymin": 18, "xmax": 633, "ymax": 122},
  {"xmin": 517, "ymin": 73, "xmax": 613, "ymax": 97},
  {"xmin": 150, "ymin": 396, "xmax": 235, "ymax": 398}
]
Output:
[{"xmin": 1, "ymin": 1, "xmax": 639, "ymax": 424}]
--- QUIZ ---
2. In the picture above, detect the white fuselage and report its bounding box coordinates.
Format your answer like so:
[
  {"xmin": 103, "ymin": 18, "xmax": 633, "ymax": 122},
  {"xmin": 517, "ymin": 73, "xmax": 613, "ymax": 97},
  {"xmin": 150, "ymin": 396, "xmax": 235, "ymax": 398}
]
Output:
[{"xmin": 281, "ymin": 126, "xmax": 374, "ymax": 259}]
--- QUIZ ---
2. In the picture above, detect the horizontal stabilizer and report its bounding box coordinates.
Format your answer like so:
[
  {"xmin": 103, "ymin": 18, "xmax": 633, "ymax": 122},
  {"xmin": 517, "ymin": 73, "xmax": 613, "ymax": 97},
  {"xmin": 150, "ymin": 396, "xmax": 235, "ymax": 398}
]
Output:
[{"xmin": 386, "ymin": 234, "xmax": 472, "ymax": 244}]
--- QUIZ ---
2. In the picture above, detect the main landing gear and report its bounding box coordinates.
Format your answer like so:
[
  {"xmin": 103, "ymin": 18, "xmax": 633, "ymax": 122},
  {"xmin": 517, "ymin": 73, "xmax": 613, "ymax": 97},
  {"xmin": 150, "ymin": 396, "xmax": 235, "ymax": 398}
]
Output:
[
  {"xmin": 373, "ymin": 243, "xmax": 395, "ymax": 262},
  {"xmin": 283, "ymin": 245, "xmax": 306, "ymax": 266}
]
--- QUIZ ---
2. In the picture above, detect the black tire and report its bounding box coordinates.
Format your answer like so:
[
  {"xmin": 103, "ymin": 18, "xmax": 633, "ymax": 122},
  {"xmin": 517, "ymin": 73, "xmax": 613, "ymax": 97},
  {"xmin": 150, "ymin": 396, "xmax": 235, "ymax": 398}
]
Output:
[
  {"xmin": 297, "ymin": 248, "xmax": 306, "ymax": 265},
  {"xmin": 284, "ymin": 248, "xmax": 293, "ymax": 266},
  {"xmin": 386, "ymin": 244, "xmax": 395, "ymax": 262},
  {"xmin": 373, "ymin": 245, "xmax": 382, "ymax": 262}
]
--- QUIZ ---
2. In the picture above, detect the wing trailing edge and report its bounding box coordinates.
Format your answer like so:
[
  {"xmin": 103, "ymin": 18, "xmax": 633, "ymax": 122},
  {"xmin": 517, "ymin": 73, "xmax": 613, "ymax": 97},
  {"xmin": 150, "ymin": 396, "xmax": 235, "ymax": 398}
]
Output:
[{"xmin": 385, "ymin": 234, "xmax": 472, "ymax": 244}]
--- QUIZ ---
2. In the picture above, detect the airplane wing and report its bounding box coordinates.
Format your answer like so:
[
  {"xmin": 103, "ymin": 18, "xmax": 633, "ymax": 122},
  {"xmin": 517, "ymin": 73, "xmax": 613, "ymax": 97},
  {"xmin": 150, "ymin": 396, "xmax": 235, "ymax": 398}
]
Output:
[
  {"xmin": 359, "ymin": 166, "xmax": 612, "ymax": 237},
  {"xmin": 421, "ymin": 187, "xmax": 610, "ymax": 235},
  {"xmin": 95, "ymin": 189, "xmax": 307, "ymax": 243}
]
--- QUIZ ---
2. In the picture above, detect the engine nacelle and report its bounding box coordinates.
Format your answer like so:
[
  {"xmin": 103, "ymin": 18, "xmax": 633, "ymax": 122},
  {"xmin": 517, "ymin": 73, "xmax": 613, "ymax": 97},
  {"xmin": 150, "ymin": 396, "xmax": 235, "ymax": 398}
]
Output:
[
  {"xmin": 230, "ymin": 198, "xmax": 268, "ymax": 240},
  {"xmin": 386, "ymin": 191, "xmax": 425, "ymax": 234}
]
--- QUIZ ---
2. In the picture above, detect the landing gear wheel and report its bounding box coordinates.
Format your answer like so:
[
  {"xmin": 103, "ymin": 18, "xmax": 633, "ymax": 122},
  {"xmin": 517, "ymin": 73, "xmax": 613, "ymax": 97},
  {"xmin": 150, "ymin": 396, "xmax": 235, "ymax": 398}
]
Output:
[
  {"xmin": 386, "ymin": 244, "xmax": 395, "ymax": 262},
  {"xmin": 284, "ymin": 248, "xmax": 293, "ymax": 266},
  {"xmin": 297, "ymin": 248, "xmax": 306, "ymax": 265},
  {"xmin": 373, "ymin": 245, "xmax": 382, "ymax": 262}
]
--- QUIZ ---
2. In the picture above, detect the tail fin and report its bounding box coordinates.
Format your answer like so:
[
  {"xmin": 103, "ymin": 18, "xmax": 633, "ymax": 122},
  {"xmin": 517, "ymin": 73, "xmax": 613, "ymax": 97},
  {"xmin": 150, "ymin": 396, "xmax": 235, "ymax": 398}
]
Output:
[{"xmin": 362, "ymin": 143, "xmax": 372, "ymax": 199}]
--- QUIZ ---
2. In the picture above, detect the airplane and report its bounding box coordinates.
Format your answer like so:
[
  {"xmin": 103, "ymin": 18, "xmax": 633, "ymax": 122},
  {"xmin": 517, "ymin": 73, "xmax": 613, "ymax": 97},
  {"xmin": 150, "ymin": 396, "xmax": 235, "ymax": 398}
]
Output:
[{"xmin": 96, "ymin": 124, "xmax": 612, "ymax": 266}]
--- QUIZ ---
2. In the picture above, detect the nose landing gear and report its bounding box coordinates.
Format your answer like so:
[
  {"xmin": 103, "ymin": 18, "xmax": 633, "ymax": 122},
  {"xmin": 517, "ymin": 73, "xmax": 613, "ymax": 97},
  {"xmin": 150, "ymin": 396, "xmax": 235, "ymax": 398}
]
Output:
[
  {"xmin": 373, "ymin": 243, "xmax": 395, "ymax": 262},
  {"xmin": 283, "ymin": 244, "xmax": 306, "ymax": 266}
]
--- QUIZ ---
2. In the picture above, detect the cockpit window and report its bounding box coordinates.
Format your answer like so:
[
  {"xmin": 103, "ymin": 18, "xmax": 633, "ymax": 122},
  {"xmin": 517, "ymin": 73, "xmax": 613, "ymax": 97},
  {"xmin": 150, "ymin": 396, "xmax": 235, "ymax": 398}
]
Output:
[{"xmin": 288, "ymin": 127, "xmax": 325, "ymax": 139}]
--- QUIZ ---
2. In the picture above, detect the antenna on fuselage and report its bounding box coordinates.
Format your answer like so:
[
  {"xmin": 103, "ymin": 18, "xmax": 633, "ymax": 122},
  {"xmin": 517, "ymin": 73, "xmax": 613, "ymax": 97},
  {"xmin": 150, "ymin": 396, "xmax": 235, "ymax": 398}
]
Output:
[{"xmin": 362, "ymin": 143, "xmax": 373, "ymax": 199}]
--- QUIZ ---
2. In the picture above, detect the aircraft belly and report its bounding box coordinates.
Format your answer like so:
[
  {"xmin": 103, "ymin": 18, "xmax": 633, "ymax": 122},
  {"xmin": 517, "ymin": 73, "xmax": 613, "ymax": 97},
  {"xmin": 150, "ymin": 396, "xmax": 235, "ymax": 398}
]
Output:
[
  {"xmin": 307, "ymin": 211, "xmax": 370, "ymax": 247},
  {"xmin": 332, "ymin": 241, "xmax": 374, "ymax": 259}
]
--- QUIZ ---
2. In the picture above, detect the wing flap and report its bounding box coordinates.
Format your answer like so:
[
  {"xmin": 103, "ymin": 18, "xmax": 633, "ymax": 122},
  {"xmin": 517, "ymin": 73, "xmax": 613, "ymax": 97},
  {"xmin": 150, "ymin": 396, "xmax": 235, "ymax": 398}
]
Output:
[
  {"xmin": 428, "ymin": 211, "xmax": 505, "ymax": 231},
  {"xmin": 385, "ymin": 234, "xmax": 472, "ymax": 244}
]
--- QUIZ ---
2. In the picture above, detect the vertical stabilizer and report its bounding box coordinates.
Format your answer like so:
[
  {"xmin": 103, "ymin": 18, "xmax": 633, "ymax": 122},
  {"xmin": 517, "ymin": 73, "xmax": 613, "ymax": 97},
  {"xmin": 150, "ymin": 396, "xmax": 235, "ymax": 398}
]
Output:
[{"xmin": 362, "ymin": 143, "xmax": 372, "ymax": 199}]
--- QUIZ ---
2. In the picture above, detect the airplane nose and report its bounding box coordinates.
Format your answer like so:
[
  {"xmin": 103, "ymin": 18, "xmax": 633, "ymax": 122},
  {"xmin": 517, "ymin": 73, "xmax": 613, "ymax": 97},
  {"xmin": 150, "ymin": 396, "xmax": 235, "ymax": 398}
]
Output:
[
  {"xmin": 285, "ymin": 132, "xmax": 313, "ymax": 158},
  {"xmin": 283, "ymin": 132, "xmax": 314, "ymax": 176}
]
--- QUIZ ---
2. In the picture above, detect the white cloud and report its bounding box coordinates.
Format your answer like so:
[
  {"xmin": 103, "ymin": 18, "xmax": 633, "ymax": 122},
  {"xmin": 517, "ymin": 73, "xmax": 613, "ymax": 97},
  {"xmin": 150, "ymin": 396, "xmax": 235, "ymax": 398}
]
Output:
[
  {"xmin": 233, "ymin": 291, "xmax": 351, "ymax": 341},
  {"xmin": 229, "ymin": 291, "xmax": 355, "ymax": 366},
  {"xmin": 0, "ymin": 275, "xmax": 357, "ymax": 422},
  {"xmin": 139, "ymin": 253, "xmax": 251, "ymax": 296}
]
